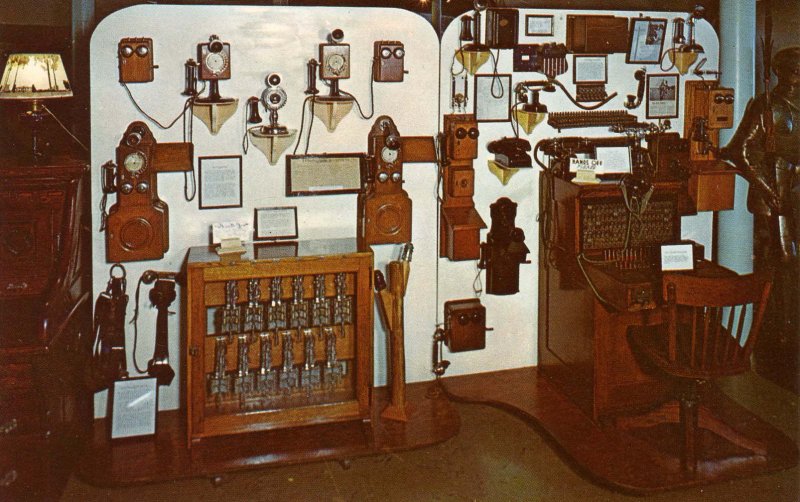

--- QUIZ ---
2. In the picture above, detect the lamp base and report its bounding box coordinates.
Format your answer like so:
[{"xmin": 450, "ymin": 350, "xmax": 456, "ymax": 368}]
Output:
[{"xmin": 18, "ymin": 108, "xmax": 51, "ymax": 165}]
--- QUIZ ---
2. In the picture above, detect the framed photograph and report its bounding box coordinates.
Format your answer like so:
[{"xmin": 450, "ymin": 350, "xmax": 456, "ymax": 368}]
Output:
[
  {"xmin": 525, "ymin": 14, "xmax": 553, "ymax": 36},
  {"xmin": 474, "ymin": 73, "xmax": 512, "ymax": 122},
  {"xmin": 646, "ymin": 74, "xmax": 680, "ymax": 119},
  {"xmin": 198, "ymin": 155, "xmax": 242, "ymax": 209},
  {"xmin": 285, "ymin": 154, "xmax": 364, "ymax": 196},
  {"xmin": 110, "ymin": 377, "xmax": 158, "ymax": 439},
  {"xmin": 627, "ymin": 17, "xmax": 668, "ymax": 64},
  {"xmin": 573, "ymin": 55, "xmax": 608, "ymax": 84},
  {"xmin": 254, "ymin": 206, "xmax": 298, "ymax": 241}
]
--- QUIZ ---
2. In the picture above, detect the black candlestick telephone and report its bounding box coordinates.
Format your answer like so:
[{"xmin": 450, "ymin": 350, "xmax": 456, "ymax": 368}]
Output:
[{"xmin": 88, "ymin": 264, "xmax": 129, "ymax": 391}]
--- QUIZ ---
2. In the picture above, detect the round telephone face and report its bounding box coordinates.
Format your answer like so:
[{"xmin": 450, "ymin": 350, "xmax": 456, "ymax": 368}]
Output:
[
  {"xmin": 326, "ymin": 54, "xmax": 346, "ymax": 75},
  {"xmin": 381, "ymin": 146, "xmax": 399, "ymax": 164},
  {"xmin": 204, "ymin": 52, "xmax": 228, "ymax": 75},
  {"xmin": 123, "ymin": 151, "xmax": 147, "ymax": 175}
]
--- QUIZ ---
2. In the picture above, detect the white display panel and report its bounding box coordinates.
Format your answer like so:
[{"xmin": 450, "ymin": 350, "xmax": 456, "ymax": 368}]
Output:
[{"xmin": 90, "ymin": 4, "xmax": 720, "ymax": 416}]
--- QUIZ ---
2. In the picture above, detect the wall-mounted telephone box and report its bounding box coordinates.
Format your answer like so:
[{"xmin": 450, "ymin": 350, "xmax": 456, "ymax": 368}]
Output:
[
  {"xmin": 444, "ymin": 298, "xmax": 488, "ymax": 352},
  {"xmin": 374, "ymin": 41, "xmax": 405, "ymax": 82},
  {"xmin": 118, "ymin": 38, "xmax": 155, "ymax": 83},
  {"xmin": 485, "ymin": 8, "xmax": 519, "ymax": 50},
  {"xmin": 320, "ymin": 43, "xmax": 351, "ymax": 80},
  {"xmin": 105, "ymin": 122, "xmax": 193, "ymax": 263},
  {"xmin": 448, "ymin": 167, "xmax": 474, "ymax": 198},
  {"xmin": 444, "ymin": 114, "xmax": 479, "ymax": 161}
]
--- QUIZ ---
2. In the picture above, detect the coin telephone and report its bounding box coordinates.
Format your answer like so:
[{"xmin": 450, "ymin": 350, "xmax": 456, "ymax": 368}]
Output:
[
  {"xmin": 358, "ymin": 115, "xmax": 412, "ymax": 247},
  {"xmin": 102, "ymin": 121, "xmax": 193, "ymax": 263}
]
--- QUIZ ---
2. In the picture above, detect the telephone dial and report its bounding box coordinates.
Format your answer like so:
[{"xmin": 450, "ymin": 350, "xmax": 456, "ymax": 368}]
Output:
[
  {"xmin": 358, "ymin": 115, "xmax": 412, "ymax": 247},
  {"xmin": 195, "ymin": 34, "xmax": 233, "ymax": 103},
  {"xmin": 102, "ymin": 121, "xmax": 193, "ymax": 262}
]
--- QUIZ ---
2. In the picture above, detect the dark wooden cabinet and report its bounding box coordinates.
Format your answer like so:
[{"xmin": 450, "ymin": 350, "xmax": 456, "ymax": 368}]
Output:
[{"xmin": 0, "ymin": 156, "xmax": 92, "ymax": 501}]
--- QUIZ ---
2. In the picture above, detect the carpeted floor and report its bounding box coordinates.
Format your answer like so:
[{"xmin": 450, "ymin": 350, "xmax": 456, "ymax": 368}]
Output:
[{"xmin": 61, "ymin": 371, "xmax": 798, "ymax": 501}]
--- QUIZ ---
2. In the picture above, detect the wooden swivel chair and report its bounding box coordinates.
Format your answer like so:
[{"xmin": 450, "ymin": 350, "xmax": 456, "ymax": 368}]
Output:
[{"xmin": 623, "ymin": 271, "xmax": 773, "ymax": 476}]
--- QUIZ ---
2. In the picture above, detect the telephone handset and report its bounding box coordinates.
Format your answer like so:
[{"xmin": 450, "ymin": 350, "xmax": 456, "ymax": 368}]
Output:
[
  {"xmin": 101, "ymin": 161, "xmax": 117, "ymax": 194},
  {"xmin": 625, "ymin": 68, "xmax": 646, "ymax": 110}
]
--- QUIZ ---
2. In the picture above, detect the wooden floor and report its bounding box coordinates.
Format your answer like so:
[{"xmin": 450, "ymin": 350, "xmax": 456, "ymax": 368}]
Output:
[
  {"xmin": 78, "ymin": 367, "xmax": 797, "ymax": 494},
  {"xmin": 440, "ymin": 367, "xmax": 799, "ymax": 494},
  {"xmin": 78, "ymin": 382, "xmax": 459, "ymax": 486}
]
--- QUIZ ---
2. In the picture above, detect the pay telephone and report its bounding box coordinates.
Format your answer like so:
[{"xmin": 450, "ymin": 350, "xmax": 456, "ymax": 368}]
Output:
[
  {"xmin": 102, "ymin": 121, "xmax": 193, "ymax": 263},
  {"xmin": 358, "ymin": 115, "xmax": 412, "ymax": 247}
]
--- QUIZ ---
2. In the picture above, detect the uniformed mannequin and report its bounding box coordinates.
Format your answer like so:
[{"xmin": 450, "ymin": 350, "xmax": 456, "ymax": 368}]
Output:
[{"xmin": 721, "ymin": 46, "xmax": 800, "ymax": 388}]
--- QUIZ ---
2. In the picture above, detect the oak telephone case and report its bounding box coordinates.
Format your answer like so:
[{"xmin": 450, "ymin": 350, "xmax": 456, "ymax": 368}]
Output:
[{"xmin": 103, "ymin": 122, "xmax": 193, "ymax": 263}]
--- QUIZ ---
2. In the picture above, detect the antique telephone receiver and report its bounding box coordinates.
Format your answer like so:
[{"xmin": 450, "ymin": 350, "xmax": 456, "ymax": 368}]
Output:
[
  {"xmin": 101, "ymin": 121, "xmax": 193, "ymax": 263},
  {"xmin": 625, "ymin": 68, "xmax": 647, "ymax": 110},
  {"xmin": 88, "ymin": 263, "xmax": 129, "ymax": 391},
  {"xmin": 358, "ymin": 115, "xmax": 412, "ymax": 247},
  {"xmin": 132, "ymin": 270, "xmax": 180, "ymax": 386}
]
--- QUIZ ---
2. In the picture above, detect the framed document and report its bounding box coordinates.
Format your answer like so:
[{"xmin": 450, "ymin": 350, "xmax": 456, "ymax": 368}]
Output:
[
  {"xmin": 525, "ymin": 15, "xmax": 553, "ymax": 36},
  {"xmin": 254, "ymin": 206, "xmax": 298, "ymax": 241},
  {"xmin": 573, "ymin": 54, "xmax": 608, "ymax": 84},
  {"xmin": 646, "ymin": 74, "xmax": 680, "ymax": 119},
  {"xmin": 594, "ymin": 145, "xmax": 632, "ymax": 175},
  {"xmin": 474, "ymin": 73, "xmax": 512, "ymax": 122},
  {"xmin": 110, "ymin": 377, "xmax": 158, "ymax": 439},
  {"xmin": 198, "ymin": 155, "xmax": 243, "ymax": 209},
  {"xmin": 286, "ymin": 154, "xmax": 364, "ymax": 196},
  {"xmin": 660, "ymin": 243, "xmax": 694, "ymax": 271},
  {"xmin": 627, "ymin": 18, "xmax": 667, "ymax": 64}
]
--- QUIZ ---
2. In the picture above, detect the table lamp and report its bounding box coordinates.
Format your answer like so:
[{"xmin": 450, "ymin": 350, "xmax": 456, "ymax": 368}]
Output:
[{"xmin": 0, "ymin": 53, "xmax": 73, "ymax": 162}]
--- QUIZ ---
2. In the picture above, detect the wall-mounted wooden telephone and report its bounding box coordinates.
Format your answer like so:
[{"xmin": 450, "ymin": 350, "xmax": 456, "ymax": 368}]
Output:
[
  {"xmin": 358, "ymin": 115, "xmax": 412, "ymax": 248},
  {"xmin": 684, "ymin": 81, "xmax": 735, "ymax": 164},
  {"xmin": 440, "ymin": 114, "xmax": 486, "ymax": 261},
  {"xmin": 102, "ymin": 121, "xmax": 193, "ymax": 263}
]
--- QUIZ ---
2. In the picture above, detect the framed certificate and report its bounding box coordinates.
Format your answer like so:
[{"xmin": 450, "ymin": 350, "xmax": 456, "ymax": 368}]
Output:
[
  {"xmin": 254, "ymin": 206, "xmax": 298, "ymax": 241},
  {"xmin": 285, "ymin": 154, "xmax": 364, "ymax": 196},
  {"xmin": 627, "ymin": 17, "xmax": 668, "ymax": 64},
  {"xmin": 573, "ymin": 55, "xmax": 608, "ymax": 84},
  {"xmin": 110, "ymin": 377, "xmax": 158, "ymax": 439},
  {"xmin": 198, "ymin": 155, "xmax": 243, "ymax": 209},
  {"xmin": 525, "ymin": 15, "xmax": 553, "ymax": 36}
]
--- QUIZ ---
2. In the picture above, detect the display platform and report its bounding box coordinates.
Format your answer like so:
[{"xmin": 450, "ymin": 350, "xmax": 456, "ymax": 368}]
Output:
[
  {"xmin": 440, "ymin": 367, "xmax": 798, "ymax": 494},
  {"xmin": 77, "ymin": 381, "xmax": 457, "ymax": 486}
]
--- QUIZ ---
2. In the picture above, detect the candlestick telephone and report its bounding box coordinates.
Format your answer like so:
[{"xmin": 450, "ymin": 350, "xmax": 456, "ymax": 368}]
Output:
[{"xmin": 101, "ymin": 121, "xmax": 193, "ymax": 263}]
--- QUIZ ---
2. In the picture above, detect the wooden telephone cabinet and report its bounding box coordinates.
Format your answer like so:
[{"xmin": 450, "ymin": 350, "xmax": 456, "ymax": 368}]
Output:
[
  {"xmin": 440, "ymin": 114, "xmax": 486, "ymax": 261},
  {"xmin": 184, "ymin": 239, "xmax": 373, "ymax": 445}
]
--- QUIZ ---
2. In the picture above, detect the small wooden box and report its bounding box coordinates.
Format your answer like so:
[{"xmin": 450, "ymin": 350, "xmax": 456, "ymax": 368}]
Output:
[
  {"xmin": 688, "ymin": 170, "xmax": 735, "ymax": 211},
  {"xmin": 441, "ymin": 206, "xmax": 486, "ymax": 261},
  {"xmin": 444, "ymin": 299, "xmax": 487, "ymax": 352}
]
